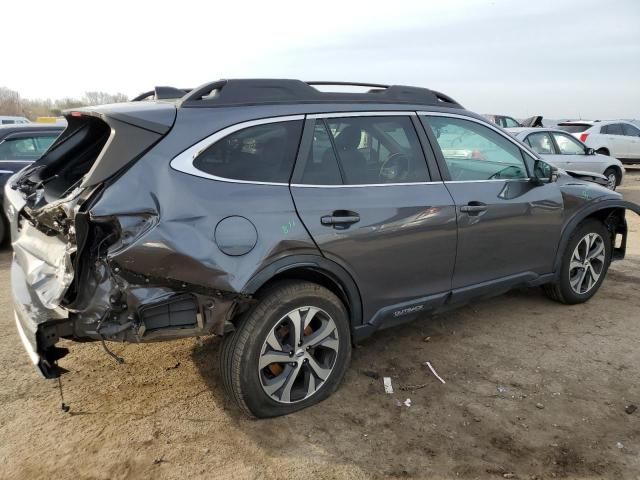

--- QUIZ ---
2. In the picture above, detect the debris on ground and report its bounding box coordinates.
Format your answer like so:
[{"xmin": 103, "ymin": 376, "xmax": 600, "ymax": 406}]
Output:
[
  {"xmin": 362, "ymin": 370, "xmax": 380, "ymax": 380},
  {"xmin": 399, "ymin": 383, "xmax": 427, "ymax": 391},
  {"xmin": 535, "ymin": 403, "xmax": 545, "ymax": 409},
  {"xmin": 624, "ymin": 404, "xmax": 637, "ymax": 414},
  {"xmin": 616, "ymin": 442, "xmax": 624, "ymax": 449},
  {"xmin": 424, "ymin": 361, "xmax": 446, "ymax": 384},
  {"xmin": 503, "ymin": 473, "xmax": 516, "ymax": 479},
  {"xmin": 497, "ymin": 385, "xmax": 508, "ymax": 393},
  {"xmin": 383, "ymin": 377, "xmax": 394, "ymax": 394},
  {"xmin": 403, "ymin": 398, "xmax": 412, "ymax": 407},
  {"xmin": 165, "ymin": 362, "xmax": 180, "ymax": 371},
  {"xmin": 423, "ymin": 336, "xmax": 431, "ymax": 342},
  {"xmin": 153, "ymin": 457, "xmax": 166, "ymax": 465}
]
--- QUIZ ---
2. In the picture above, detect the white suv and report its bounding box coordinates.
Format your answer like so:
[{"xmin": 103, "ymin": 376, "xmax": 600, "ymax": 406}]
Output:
[{"xmin": 557, "ymin": 120, "xmax": 640, "ymax": 164}]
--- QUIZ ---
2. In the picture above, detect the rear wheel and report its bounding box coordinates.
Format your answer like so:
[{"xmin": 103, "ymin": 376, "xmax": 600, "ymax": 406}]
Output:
[
  {"xmin": 0, "ymin": 213, "xmax": 7, "ymax": 246},
  {"xmin": 544, "ymin": 220, "xmax": 611, "ymax": 304},
  {"xmin": 221, "ymin": 281, "xmax": 351, "ymax": 418},
  {"xmin": 603, "ymin": 167, "xmax": 619, "ymax": 190}
]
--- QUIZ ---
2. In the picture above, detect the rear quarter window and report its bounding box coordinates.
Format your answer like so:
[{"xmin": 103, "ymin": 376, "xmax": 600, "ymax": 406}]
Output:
[{"xmin": 193, "ymin": 120, "xmax": 303, "ymax": 183}]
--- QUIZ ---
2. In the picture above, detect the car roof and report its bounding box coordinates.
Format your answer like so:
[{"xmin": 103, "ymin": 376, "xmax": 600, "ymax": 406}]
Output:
[{"xmin": 505, "ymin": 127, "xmax": 569, "ymax": 137}]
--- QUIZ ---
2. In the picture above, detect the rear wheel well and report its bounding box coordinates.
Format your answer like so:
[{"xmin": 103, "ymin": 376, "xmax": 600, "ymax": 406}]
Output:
[
  {"xmin": 596, "ymin": 147, "xmax": 610, "ymax": 156},
  {"xmin": 583, "ymin": 207, "xmax": 626, "ymax": 255}
]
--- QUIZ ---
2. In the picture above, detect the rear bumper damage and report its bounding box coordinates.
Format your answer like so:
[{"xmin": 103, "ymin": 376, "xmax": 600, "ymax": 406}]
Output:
[{"xmin": 5, "ymin": 181, "xmax": 247, "ymax": 379}]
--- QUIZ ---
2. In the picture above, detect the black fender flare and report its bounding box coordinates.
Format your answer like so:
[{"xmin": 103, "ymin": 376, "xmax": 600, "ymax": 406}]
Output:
[
  {"xmin": 553, "ymin": 199, "xmax": 640, "ymax": 273},
  {"xmin": 242, "ymin": 254, "xmax": 363, "ymax": 328}
]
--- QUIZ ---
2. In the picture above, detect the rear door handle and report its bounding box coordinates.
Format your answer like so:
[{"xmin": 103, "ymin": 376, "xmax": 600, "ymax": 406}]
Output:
[
  {"xmin": 321, "ymin": 210, "xmax": 360, "ymax": 228},
  {"xmin": 459, "ymin": 202, "xmax": 488, "ymax": 215}
]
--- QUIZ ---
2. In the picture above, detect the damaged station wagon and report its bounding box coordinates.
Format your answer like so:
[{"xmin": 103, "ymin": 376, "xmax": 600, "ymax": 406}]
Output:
[{"xmin": 6, "ymin": 79, "xmax": 640, "ymax": 418}]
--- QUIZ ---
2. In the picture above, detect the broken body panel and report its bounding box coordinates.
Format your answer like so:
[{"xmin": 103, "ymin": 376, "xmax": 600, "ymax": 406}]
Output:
[{"xmin": 5, "ymin": 100, "xmax": 640, "ymax": 379}]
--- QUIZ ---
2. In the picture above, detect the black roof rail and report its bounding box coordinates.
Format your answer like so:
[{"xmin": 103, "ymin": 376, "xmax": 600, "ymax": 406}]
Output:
[
  {"xmin": 178, "ymin": 79, "xmax": 462, "ymax": 109},
  {"xmin": 131, "ymin": 86, "xmax": 191, "ymax": 102}
]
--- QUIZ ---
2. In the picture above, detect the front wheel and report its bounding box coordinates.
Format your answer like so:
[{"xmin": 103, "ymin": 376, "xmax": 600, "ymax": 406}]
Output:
[
  {"xmin": 544, "ymin": 220, "xmax": 611, "ymax": 304},
  {"xmin": 220, "ymin": 281, "xmax": 351, "ymax": 418},
  {"xmin": 603, "ymin": 167, "xmax": 619, "ymax": 190}
]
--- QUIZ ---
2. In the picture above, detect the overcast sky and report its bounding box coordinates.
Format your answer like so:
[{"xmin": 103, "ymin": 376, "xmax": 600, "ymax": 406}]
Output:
[{"xmin": 4, "ymin": 0, "xmax": 639, "ymax": 119}]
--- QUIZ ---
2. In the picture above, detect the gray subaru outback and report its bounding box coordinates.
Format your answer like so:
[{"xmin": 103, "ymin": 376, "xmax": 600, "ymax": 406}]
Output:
[{"xmin": 5, "ymin": 80, "xmax": 639, "ymax": 418}]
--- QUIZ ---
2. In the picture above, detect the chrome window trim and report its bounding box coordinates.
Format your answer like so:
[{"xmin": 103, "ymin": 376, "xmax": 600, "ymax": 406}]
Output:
[
  {"xmin": 0, "ymin": 160, "xmax": 32, "ymax": 164},
  {"xmin": 291, "ymin": 181, "xmax": 444, "ymax": 188},
  {"xmin": 307, "ymin": 111, "xmax": 417, "ymax": 120},
  {"xmin": 170, "ymin": 114, "xmax": 305, "ymax": 186},
  {"xmin": 417, "ymin": 111, "xmax": 540, "ymax": 161},
  {"xmin": 444, "ymin": 178, "xmax": 532, "ymax": 184}
]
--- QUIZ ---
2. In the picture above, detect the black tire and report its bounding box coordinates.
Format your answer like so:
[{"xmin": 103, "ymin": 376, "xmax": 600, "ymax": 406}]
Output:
[
  {"xmin": 596, "ymin": 148, "xmax": 610, "ymax": 156},
  {"xmin": 220, "ymin": 280, "xmax": 351, "ymax": 418},
  {"xmin": 544, "ymin": 219, "xmax": 611, "ymax": 304},
  {"xmin": 0, "ymin": 213, "xmax": 7, "ymax": 247},
  {"xmin": 603, "ymin": 167, "xmax": 620, "ymax": 190}
]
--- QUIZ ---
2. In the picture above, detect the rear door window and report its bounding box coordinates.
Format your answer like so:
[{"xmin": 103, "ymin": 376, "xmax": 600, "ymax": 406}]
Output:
[
  {"xmin": 526, "ymin": 132, "xmax": 556, "ymax": 154},
  {"xmin": 551, "ymin": 133, "xmax": 586, "ymax": 155},
  {"xmin": 317, "ymin": 116, "xmax": 428, "ymax": 185},
  {"xmin": 602, "ymin": 124, "xmax": 624, "ymax": 135},
  {"xmin": 422, "ymin": 116, "xmax": 528, "ymax": 181},
  {"xmin": 193, "ymin": 120, "xmax": 303, "ymax": 183}
]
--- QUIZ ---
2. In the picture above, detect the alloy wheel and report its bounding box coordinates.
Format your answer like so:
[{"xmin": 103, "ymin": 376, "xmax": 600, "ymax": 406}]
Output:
[
  {"xmin": 569, "ymin": 233, "xmax": 606, "ymax": 295},
  {"xmin": 606, "ymin": 173, "xmax": 617, "ymax": 190},
  {"xmin": 258, "ymin": 306, "xmax": 339, "ymax": 404}
]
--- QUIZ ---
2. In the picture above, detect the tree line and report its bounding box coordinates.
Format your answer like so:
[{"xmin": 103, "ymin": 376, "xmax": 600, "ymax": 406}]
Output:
[{"xmin": 0, "ymin": 87, "xmax": 129, "ymax": 119}]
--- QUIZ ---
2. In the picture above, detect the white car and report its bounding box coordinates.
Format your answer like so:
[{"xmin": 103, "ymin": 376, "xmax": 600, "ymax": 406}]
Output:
[
  {"xmin": 507, "ymin": 127, "xmax": 625, "ymax": 190},
  {"xmin": 0, "ymin": 116, "xmax": 30, "ymax": 125},
  {"xmin": 556, "ymin": 120, "xmax": 640, "ymax": 164}
]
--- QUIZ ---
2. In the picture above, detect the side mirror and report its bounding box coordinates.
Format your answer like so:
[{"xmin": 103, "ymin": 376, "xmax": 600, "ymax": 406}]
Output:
[
  {"xmin": 586, "ymin": 147, "xmax": 595, "ymax": 155},
  {"xmin": 531, "ymin": 159, "xmax": 558, "ymax": 185}
]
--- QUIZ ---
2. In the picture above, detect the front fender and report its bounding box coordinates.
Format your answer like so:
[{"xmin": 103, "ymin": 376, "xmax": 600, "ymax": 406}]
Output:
[{"xmin": 553, "ymin": 199, "xmax": 640, "ymax": 274}]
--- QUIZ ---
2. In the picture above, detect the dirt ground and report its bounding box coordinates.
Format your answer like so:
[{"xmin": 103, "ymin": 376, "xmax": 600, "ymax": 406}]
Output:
[{"xmin": 1, "ymin": 171, "xmax": 639, "ymax": 480}]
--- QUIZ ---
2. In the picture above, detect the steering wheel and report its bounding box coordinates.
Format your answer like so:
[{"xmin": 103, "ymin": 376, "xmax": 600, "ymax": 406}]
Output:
[{"xmin": 380, "ymin": 153, "xmax": 410, "ymax": 182}]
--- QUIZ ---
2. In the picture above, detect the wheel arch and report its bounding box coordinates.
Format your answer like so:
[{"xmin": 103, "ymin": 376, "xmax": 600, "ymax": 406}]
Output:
[
  {"xmin": 553, "ymin": 200, "xmax": 640, "ymax": 273},
  {"xmin": 242, "ymin": 254, "xmax": 364, "ymax": 330}
]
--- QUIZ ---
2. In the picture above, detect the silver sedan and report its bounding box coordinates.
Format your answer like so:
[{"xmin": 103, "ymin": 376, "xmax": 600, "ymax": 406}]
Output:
[{"xmin": 507, "ymin": 127, "xmax": 625, "ymax": 190}]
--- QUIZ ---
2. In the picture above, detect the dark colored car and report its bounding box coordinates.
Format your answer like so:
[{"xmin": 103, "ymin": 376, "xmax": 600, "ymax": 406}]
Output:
[
  {"xmin": 5, "ymin": 80, "xmax": 639, "ymax": 418},
  {"xmin": 0, "ymin": 124, "xmax": 64, "ymax": 242}
]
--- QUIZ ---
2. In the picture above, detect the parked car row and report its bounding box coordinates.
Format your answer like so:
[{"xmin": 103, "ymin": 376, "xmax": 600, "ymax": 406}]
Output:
[
  {"xmin": 0, "ymin": 123, "xmax": 65, "ymax": 242},
  {"xmin": 485, "ymin": 115, "xmax": 639, "ymax": 190},
  {"xmin": 5, "ymin": 79, "xmax": 639, "ymax": 418},
  {"xmin": 506, "ymin": 127, "xmax": 625, "ymax": 190}
]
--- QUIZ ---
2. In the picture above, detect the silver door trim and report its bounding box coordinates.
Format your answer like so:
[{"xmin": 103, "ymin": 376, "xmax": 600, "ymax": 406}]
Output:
[
  {"xmin": 291, "ymin": 181, "xmax": 444, "ymax": 188},
  {"xmin": 307, "ymin": 111, "xmax": 417, "ymax": 120}
]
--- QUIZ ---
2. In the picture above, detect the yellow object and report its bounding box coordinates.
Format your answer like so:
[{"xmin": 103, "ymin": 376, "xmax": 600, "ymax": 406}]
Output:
[{"xmin": 36, "ymin": 117, "xmax": 58, "ymax": 123}]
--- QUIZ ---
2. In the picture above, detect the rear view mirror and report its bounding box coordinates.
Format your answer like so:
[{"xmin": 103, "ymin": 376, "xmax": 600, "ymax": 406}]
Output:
[{"xmin": 586, "ymin": 147, "xmax": 595, "ymax": 155}]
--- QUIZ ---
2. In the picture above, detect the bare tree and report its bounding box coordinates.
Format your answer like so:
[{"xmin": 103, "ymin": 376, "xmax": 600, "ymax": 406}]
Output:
[
  {"xmin": 0, "ymin": 87, "xmax": 131, "ymax": 119},
  {"xmin": 0, "ymin": 87, "xmax": 23, "ymax": 116}
]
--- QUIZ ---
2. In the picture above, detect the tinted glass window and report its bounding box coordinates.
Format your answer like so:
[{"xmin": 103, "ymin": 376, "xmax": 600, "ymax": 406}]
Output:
[
  {"xmin": 502, "ymin": 117, "xmax": 520, "ymax": 128},
  {"xmin": 320, "ymin": 116, "xmax": 428, "ymax": 185},
  {"xmin": 602, "ymin": 123, "xmax": 624, "ymax": 135},
  {"xmin": 622, "ymin": 123, "xmax": 640, "ymax": 136},
  {"xmin": 552, "ymin": 133, "xmax": 585, "ymax": 155},
  {"xmin": 0, "ymin": 135, "xmax": 55, "ymax": 160},
  {"xmin": 34, "ymin": 135, "xmax": 57, "ymax": 152},
  {"xmin": 193, "ymin": 120, "xmax": 303, "ymax": 183},
  {"xmin": 423, "ymin": 116, "xmax": 527, "ymax": 181},
  {"xmin": 300, "ymin": 121, "xmax": 342, "ymax": 185},
  {"xmin": 526, "ymin": 132, "xmax": 555, "ymax": 155},
  {"xmin": 557, "ymin": 123, "xmax": 591, "ymax": 133}
]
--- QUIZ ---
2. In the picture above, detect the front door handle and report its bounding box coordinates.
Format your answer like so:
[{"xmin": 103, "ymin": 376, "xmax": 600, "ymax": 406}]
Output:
[
  {"xmin": 321, "ymin": 210, "xmax": 360, "ymax": 228},
  {"xmin": 459, "ymin": 202, "xmax": 488, "ymax": 215}
]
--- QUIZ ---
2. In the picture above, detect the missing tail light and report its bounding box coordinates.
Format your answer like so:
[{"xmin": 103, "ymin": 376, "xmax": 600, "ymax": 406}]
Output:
[{"xmin": 579, "ymin": 133, "xmax": 589, "ymax": 142}]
